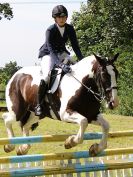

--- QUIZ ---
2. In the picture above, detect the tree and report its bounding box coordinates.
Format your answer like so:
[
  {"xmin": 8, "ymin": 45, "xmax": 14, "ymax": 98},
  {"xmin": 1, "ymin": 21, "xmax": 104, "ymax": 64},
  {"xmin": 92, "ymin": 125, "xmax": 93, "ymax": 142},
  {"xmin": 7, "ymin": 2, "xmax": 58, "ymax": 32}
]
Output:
[
  {"xmin": 116, "ymin": 51, "xmax": 133, "ymax": 116},
  {"xmin": 0, "ymin": 61, "xmax": 21, "ymax": 88},
  {"xmin": 71, "ymin": 0, "xmax": 133, "ymax": 56},
  {"xmin": 0, "ymin": 3, "xmax": 13, "ymax": 20}
]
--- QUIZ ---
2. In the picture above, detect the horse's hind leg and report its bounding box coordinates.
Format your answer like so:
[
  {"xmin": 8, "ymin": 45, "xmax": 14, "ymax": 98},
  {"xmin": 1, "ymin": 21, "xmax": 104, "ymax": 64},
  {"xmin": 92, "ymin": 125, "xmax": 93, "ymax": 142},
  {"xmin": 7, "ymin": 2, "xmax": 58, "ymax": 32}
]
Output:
[
  {"xmin": 16, "ymin": 125, "xmax": 31, "ymax": 155},
  {"xmin": 2, "ymin": 112, "xmax": 16, "ymax": 153},
  {"xmin": 89, "ymin": 113, "xmax": 110, "ymax": 156},
  {"xmin": 16, "ymin": 112, "xmax": 39, "ymax": 155},
  {"xmin": 61, "ymin": 112, "xmax": 88, "ymax": 149}
]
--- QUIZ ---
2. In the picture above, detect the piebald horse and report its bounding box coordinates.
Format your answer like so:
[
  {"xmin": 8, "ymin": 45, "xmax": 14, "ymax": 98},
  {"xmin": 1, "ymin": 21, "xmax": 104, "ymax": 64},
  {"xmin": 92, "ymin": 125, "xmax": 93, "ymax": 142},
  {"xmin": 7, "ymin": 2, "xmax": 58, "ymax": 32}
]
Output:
[{"xmin": 2, "ymin": 54, "xmax": 119, "ymax": 156}]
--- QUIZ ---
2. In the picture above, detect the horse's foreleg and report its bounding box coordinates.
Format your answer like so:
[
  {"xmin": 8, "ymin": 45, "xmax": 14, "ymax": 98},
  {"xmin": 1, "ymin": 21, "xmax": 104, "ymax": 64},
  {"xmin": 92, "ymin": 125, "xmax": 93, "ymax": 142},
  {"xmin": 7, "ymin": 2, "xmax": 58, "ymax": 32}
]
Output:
[
  {"xmin": 61, "ymin": 112, "xmax": 88, "ymax": 149},
  {"xmin": 2, "ymin": 112, "xmax": 16, "ymax": 153},
  {"xmin": 90, "ymin": 113, "xmax": 110, "ymax": 156}
]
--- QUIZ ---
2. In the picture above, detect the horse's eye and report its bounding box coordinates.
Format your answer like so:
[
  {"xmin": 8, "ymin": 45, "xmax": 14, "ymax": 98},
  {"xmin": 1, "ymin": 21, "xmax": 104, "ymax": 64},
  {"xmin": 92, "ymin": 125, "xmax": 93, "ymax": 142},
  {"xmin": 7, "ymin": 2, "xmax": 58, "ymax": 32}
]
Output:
[{"xmin": 101, "ymin": 71, "xmax": 107, "ymax": 77}]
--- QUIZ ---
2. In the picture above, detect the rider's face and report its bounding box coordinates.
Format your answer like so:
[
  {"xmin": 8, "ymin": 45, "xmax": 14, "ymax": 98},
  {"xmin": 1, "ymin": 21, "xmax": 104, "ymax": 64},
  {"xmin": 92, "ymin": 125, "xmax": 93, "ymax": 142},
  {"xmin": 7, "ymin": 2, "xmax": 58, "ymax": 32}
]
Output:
[{"xmin": 55, "ymin": 16, "xmax": 67, "ymax": 27}]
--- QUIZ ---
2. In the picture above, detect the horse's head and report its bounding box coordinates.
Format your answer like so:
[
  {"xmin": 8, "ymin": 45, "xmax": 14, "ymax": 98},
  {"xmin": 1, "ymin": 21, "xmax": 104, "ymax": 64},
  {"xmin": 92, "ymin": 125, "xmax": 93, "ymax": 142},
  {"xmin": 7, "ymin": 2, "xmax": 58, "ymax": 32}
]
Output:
[{"xmin": 92, "ymin": 53, "xmax": 119, "ymax": 109}]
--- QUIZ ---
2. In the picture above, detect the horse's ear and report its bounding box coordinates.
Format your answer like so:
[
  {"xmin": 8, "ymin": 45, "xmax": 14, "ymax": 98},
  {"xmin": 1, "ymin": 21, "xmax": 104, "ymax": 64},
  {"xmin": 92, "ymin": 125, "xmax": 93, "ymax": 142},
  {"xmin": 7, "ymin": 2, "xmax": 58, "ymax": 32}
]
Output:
[
  {"xmin": 112, "ymin": 53, "xmax": 119, "ymax": 62},
  {"xmin": 93, "ymin": 53, "xmax": 105, "ymax": 66}
]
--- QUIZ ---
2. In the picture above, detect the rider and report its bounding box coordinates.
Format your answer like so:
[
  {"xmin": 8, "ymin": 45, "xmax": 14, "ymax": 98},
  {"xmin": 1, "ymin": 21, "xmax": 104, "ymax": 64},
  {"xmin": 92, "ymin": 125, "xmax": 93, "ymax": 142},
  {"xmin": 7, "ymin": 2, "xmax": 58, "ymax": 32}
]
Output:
[{"xmin": 35, "ymin": 5, "xmax": 84, "ymax": 116}]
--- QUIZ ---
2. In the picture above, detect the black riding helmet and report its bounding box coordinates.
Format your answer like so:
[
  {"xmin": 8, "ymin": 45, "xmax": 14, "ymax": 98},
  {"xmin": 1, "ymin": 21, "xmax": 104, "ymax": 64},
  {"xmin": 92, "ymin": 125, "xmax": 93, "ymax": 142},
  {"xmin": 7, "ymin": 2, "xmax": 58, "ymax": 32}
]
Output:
[{"xmin": 52, "ymin": 5, "xmax": 68, "ymax": 18}]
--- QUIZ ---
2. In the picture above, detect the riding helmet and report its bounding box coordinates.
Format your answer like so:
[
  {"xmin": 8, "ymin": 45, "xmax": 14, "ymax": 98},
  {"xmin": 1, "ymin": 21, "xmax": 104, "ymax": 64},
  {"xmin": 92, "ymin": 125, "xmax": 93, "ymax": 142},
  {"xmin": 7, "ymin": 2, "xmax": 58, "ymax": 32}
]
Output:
[{"xmin": 52, "ymin": 5, "xmax": 68, "ymax": 18}]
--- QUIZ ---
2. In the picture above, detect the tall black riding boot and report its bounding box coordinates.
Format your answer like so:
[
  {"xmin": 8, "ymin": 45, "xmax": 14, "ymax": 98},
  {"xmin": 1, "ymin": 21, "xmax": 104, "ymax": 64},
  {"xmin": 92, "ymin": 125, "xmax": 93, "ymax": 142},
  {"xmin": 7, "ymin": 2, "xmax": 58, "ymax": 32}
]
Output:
[{"xmin": 35, "ymin": 79, "xmax": 47, "ymax": 116}]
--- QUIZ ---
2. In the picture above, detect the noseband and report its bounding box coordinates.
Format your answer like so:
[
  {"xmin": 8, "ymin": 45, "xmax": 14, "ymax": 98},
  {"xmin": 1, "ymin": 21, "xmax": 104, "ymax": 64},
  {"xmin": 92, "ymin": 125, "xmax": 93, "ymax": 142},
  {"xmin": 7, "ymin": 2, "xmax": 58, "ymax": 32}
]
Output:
[{"xmin": 106, "ymin": 86, "xmax": 118, "ymax": 92}]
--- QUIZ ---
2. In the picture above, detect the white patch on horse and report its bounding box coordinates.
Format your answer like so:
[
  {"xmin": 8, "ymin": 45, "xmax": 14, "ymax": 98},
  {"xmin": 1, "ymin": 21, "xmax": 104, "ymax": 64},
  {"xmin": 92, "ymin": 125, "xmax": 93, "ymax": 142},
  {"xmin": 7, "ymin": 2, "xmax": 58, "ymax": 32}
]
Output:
[
  {"xmin": 106, "ymin": 65, "xmax": 117, "ymax": 87},
  {"xmin": 106, "ymin": 65, "xmax": 118, "ymax": 100},
  {"xmin": 2, "ymin": 112, "xmax": 16, "ymax": 138},
  {"xmin": 61, "ymin": 111, "xmax": 88, "ymax": 145},
  {"xmin": 5, "ymin": 70, "xmax": 20, "ymax": 113},
  {"xmin": 17, "ymin": 66, "xmax": 43, "ymax": 86},
  {"xmin": 91, "ymin": 113, "xmax": 109, "ymax": 152}
]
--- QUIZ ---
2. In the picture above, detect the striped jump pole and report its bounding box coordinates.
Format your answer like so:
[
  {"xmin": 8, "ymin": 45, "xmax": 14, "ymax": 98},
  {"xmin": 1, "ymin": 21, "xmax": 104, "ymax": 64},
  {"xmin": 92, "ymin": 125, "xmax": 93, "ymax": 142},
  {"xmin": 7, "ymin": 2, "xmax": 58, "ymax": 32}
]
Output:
[
  {"xmin": 0, "ymin": 158, "xmax": 133, "ymax": 177},
  {"xmin": 0, "ymin": 130, "xmax": 133, "ymax": 145},
  {"xmin": 0, "ymin": 147, "xmax": 133, "ymax": 164}
]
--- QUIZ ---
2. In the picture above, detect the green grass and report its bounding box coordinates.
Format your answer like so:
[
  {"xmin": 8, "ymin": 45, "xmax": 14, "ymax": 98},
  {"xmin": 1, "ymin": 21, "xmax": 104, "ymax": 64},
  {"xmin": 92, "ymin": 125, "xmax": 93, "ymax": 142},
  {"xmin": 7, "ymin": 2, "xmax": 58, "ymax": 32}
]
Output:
[
  {"xmin": 0, "ymin": 113, "xmax": 133, "ymax": 156},
  {"xmin": 0, "ymin": 101, "xmax": 6, "ymax": 106}
]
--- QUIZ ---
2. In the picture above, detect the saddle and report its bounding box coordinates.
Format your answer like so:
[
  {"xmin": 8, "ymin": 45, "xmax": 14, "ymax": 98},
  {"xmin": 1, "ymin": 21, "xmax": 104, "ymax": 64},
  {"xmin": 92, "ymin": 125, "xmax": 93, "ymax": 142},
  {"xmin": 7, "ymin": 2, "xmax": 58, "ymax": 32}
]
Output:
[{"xmin": 48, "ymin": 62, "xmax": 72, "ymax": 93}]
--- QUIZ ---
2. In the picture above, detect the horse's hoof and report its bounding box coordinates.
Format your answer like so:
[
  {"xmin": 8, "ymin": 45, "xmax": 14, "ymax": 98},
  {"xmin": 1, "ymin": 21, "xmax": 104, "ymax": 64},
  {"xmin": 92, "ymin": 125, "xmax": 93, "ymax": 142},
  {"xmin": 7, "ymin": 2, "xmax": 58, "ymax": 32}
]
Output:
[
  {"xmin": 89, "ymin": 143, "xmax": 99, "ymax": 157},
  {"xmin": 4, "ymin": 144, "xmax": 15, "ymax": 153},
  {"xmin": 16, "ymin": 144, "xmax": 31, "ymax": 155},
  {"xmin": 64, "ymin": 142, "xmax": 73, "ymax": 149},
  {"xmin": 64, "ymin": 136, "xmax": 76, "ymax": 149}
]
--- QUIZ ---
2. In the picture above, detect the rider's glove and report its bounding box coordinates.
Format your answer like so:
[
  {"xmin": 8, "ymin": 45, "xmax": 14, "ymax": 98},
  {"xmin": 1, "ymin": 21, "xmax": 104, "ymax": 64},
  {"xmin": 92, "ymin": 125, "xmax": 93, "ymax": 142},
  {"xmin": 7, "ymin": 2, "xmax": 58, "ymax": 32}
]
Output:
[{"xmin": 62, "ymin": 64, "xmax": 72, "ymax": 74}]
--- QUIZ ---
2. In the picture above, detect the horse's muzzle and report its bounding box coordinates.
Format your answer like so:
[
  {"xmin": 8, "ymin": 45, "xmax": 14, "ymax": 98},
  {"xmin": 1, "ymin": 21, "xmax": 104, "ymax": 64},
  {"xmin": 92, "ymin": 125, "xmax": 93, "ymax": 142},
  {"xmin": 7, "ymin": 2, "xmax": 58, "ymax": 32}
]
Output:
[
  {"xmin": 108, "ymin": 101, "xmax": 114, "ymax": 109},
  {"xmin": 107, "ymin": 97, "xmax": 119, "ymax": 109}
]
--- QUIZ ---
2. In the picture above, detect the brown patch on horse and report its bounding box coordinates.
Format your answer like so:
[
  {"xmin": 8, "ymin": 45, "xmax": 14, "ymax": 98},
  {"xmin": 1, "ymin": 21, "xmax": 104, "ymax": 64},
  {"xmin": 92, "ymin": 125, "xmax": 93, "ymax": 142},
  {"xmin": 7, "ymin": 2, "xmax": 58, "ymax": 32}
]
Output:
[
  {"xmin": 53, "ymin": 88, "xmax": 62, "ymax": 110},
  {"xmin": 66, "ymin": 75, "xmax": 100, "ymax": 123},
  {"xmin": 55, "ymin": 87, "xmax": 62, "ymax": 98},
  {"xmin": 66, "ymin": 109, "xmax": 75, "ymax": 116},
  {"xmin": 9, "ymin": 73, "xmax": 38, "ymax": 122}
]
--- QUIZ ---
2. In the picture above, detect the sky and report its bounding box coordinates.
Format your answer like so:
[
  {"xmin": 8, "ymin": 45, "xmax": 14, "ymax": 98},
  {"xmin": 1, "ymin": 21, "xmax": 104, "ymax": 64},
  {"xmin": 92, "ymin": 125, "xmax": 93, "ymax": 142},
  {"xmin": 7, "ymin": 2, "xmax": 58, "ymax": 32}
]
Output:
[{"xmin": 0, "ymin": 0, "xmax": 87, "ymax": 67}]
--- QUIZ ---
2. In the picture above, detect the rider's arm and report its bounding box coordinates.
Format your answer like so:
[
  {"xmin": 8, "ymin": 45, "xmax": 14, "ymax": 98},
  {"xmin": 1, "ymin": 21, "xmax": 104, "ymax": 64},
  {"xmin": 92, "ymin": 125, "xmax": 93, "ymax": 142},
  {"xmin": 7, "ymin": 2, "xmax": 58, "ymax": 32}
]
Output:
[{"xmin": 68, "ymin": 25, "xmax": 84, "ymax": 61}]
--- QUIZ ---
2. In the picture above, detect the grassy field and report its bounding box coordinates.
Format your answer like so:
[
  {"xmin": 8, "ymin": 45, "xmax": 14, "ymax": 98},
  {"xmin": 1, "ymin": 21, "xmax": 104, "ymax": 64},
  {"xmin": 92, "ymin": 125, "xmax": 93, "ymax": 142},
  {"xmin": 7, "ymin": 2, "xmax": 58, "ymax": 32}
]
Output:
[{"xmin": 0, "ymin": 113, "xmax": 133, "ymax": 157}]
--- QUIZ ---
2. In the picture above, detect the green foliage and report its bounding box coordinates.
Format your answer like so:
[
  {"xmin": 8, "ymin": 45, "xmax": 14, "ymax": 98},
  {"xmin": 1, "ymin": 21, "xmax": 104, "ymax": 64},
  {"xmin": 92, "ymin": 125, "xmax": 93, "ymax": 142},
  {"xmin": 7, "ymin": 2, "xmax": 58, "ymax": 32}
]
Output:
[
  {"xmin": 0, "ymin": 3, "xmax": 13, "ymax": 20},
  {"xmin": 71, "ymin": 0, "xmax": 132, "ymax": 56},
  {"xmin": 71, "ymin": 0, "xmax": 133, "ymax": 116},
  {"xmin": 116, "ymin": 51, "xmax": 133, "ymax": 116},
  {"xmin": 0, "ymin": 61, "xmax": 21, "ymax": 88}
]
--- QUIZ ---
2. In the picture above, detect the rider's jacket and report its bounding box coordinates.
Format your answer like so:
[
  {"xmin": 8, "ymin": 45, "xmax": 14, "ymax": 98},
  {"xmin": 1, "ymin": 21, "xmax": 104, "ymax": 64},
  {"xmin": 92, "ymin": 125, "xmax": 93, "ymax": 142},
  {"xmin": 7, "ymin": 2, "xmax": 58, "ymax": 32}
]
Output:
[{"xmin": 38, "ymin": 23, "xmax": 83, "ymax": 61}]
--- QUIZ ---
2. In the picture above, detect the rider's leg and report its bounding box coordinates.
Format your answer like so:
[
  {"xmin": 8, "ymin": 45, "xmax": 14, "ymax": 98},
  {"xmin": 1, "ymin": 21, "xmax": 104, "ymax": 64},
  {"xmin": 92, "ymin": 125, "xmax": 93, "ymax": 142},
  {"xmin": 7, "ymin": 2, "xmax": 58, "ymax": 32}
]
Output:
[
  {"xmin": 35, "ymin": 53, "xmax": 72, "ymax": 116},
  {"xmin": 58, "ymin": 52, "xmax": 71, "ymax": 64},
  {"xmin": 35, "ymin": 55, "xmax": 54, "ymax": 116},
  {"xmin": 35, "ymin": 79, "xmax": 47, "ymax": 116}
]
